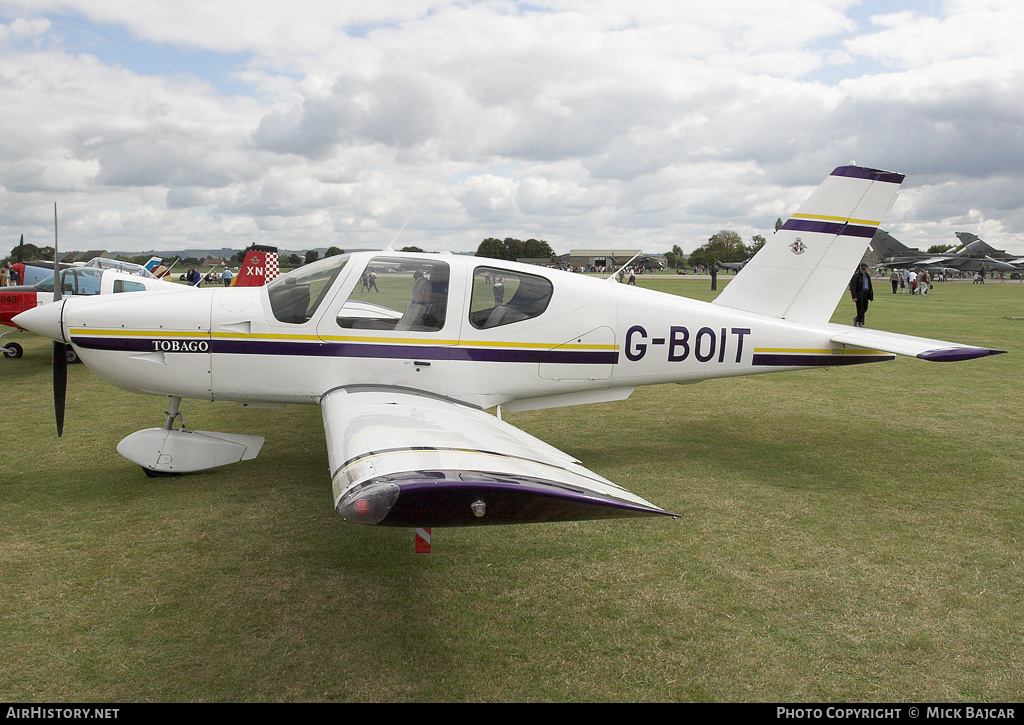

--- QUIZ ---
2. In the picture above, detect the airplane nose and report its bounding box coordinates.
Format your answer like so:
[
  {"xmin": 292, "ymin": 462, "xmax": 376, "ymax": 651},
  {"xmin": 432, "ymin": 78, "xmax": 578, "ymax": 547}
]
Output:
[{"xmin": 13, "ymin": 301, "xmax": 66, "ymax": 343}]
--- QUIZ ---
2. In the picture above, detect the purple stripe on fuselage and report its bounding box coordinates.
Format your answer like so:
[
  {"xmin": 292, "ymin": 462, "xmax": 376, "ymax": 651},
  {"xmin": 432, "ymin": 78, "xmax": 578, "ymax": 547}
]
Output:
[
  {"xmin": 752, "ymin": 352, "xmax": 894, "ymax": 367},
  {"xmin": 70, "ymin": 335, "xmax": 618, "ymax": 365},
  {"xmin": 449, "ymin": 347, "xmax": 618, "ymax": 365}
]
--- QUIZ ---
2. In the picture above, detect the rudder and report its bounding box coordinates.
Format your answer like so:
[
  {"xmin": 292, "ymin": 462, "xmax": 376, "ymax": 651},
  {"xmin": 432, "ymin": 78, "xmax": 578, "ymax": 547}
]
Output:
[{"xmin": 712, "ymin": 166, "xmax": 904, "ymax": 325}]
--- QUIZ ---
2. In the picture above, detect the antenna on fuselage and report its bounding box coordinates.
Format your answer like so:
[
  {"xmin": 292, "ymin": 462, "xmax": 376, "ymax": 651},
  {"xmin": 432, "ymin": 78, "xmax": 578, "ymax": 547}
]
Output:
[
  {"xmin": 606, "ymin": 237, "xmax": 657, "ymax": 283},
  {"xmin": 383, "ymin": 198, "xmax": 427, "ymax": 252}
]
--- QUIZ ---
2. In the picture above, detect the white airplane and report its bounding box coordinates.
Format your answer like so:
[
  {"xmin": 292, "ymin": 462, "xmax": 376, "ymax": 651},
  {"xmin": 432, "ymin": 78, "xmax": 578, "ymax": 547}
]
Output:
[{"xmin": 14, "ymin": 166, "xmax": 1006, "ymax": 529}]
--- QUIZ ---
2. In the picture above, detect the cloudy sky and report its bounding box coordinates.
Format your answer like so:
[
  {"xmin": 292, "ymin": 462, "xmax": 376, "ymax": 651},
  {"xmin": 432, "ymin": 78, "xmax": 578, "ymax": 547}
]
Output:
[{"xmin": 2, "ymin": 0, "xmax": 1023, "ymax": 257}]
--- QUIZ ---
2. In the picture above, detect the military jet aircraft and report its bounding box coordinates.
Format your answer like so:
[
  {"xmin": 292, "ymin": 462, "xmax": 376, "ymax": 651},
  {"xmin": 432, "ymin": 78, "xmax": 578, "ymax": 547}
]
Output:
[
  {"xmin": 15, "ymin": 166, "xmax": 1005, "ymax": 529},
  {"xmin": 951, "ymin": 233, "xmax": 1024, "ymax": 273},
  {"xmin": 869, "ymin": 230, "xmax": 950, "ymax": 270},
  {"xmin": 871, "ymin": 229, "xmax": 1021, "ymax": 276}
]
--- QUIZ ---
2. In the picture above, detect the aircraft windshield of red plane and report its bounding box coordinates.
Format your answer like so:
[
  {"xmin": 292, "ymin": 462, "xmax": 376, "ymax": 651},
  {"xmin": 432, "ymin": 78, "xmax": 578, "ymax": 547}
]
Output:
[
  {"xmin": 35, "ymin": 267, "xmax": 104, "ymax": 296},
  {"xmin": 83, "ymin": 258, "xmax": 157, "ymax": 278}
]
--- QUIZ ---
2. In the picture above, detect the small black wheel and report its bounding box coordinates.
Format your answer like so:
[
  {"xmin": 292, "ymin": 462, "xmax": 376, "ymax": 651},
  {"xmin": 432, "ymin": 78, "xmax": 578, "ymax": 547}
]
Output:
[
  {"xmin": 64, "ymin": 346, "xmax": 79, "ymax": 364},
  {"xmin": 3, "ymin": 342, "xmax": 23, "ymax": 359},
  {"xmin": 142, "ymin": 467, "xmax": 180, "ymax": 478}
]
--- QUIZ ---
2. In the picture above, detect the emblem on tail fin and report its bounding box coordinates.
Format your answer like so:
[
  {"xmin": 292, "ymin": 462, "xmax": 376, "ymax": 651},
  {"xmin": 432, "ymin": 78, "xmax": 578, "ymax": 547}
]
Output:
[{"xmin": 789, "ymin": 239, "xmax": 807, "ymax": 255}]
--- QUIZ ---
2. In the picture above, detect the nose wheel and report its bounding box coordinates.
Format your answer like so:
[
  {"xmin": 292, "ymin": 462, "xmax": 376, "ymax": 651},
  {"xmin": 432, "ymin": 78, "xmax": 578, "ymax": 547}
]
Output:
[
  {"xmin": 1, "ymin": 331, "xmax": 23, "ymax": 359},
  {"xmin": 2, "ymin": 341, "xmax": 23, "ymax": 359}
]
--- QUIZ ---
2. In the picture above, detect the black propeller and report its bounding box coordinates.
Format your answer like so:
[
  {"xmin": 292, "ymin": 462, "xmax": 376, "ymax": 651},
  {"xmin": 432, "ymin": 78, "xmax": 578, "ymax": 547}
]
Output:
[{"xmin": 52, "ymin": 203, "xmax": 66, "ymax": 437}]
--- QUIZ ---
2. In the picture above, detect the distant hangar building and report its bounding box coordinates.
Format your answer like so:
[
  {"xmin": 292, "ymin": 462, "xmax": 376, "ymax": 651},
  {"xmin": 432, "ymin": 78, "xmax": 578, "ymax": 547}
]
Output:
[
  {"xmin": 569, "ymin": 249, "xmax": 640, "ymax": 267},
  {"xmin": 553, "ymin": 249, "xmax": 664, "ymax": 270}
]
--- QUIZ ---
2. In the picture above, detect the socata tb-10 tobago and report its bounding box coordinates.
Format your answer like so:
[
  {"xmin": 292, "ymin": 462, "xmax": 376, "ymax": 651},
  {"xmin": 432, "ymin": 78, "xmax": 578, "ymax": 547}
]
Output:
[{"xmin": 15, "ymin": 166, "xmax": 1005, "ymax": 529}]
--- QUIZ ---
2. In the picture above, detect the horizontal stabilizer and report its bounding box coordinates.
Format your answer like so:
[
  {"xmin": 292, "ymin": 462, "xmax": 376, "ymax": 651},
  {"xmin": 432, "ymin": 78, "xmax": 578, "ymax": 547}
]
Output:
[
  {"xmin": 320, "ymin": 387, "xmax": 677, "ymax": 527},
  {"xmin": 828, "ymin": 325, "xmax": 1007, "ymax": 362}
]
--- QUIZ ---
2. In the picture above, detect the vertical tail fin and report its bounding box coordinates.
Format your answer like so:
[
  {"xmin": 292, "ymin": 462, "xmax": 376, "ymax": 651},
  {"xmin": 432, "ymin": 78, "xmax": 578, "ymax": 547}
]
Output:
[
  {"xmin": 870, "ymin": 229, "xmax": 912, "ymax": 258},
  {"xmin": 712, "ymin": 166, "xmax": 904, "ymax": 325},
  {"xmin": 233, "ymin": 245, "xmax": 280, "ymax": 287}
]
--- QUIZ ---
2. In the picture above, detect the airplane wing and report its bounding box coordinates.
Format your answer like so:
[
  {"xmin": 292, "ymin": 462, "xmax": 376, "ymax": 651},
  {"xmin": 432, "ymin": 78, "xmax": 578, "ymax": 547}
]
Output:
[
  {"xmin": 320, "ymin": 387, "xmax": 678, "ymax": 527},
  {"xmin": 828, "ymin": 326, "xmax": 1007, "ymax": 362}
]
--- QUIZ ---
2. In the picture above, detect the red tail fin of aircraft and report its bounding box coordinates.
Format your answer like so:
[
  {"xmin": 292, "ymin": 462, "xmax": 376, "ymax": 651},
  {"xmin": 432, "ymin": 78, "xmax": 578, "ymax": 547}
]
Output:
[{"xmin": 233, "ymin": 245, "xmax": 279, "ymax": 287}]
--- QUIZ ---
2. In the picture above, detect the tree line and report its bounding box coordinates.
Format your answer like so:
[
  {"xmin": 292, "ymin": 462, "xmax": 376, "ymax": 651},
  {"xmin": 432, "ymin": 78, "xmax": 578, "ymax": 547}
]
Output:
[
  {"xmin": 472, "ymin": 231, "xmax": 772, "ymax": 270},
  {"xmin": 475, "ymin": 237, "xmax": 555, "ymax": 261}
]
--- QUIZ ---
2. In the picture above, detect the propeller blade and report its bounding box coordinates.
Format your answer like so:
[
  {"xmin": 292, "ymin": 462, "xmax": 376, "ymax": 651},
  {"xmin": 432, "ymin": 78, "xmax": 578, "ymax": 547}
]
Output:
[
  {"xmin": 52, "ymin": 203, "xmax": 66, "ymax": 437},
  {"xmin": 53, "ymin": 341, "xmax": 67, "ymax": 437},
  {"xmin": 53, "ymin": 204, "xmax": 61, "ymax": 303}
]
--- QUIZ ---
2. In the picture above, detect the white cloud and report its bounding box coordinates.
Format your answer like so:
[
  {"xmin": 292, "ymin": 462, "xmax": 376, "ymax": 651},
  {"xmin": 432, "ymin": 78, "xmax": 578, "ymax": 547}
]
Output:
[{"xmin": 1, "ymin": 0, "xmax": 1023, "ymax": 256}]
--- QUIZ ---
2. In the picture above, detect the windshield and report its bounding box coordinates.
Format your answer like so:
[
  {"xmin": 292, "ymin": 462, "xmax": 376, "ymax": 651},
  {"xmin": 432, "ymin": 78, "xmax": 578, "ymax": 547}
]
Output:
[
  {"xmin": 268, "ymin": 253, "xmax": 350, "ymax": 324},
  {"xmin": 337, "ymin": 257, "xmax": 449, "ymax": 332},
  {"xmin": 36, "ymin": 267, "xmax": 104, "ymax": 295}
]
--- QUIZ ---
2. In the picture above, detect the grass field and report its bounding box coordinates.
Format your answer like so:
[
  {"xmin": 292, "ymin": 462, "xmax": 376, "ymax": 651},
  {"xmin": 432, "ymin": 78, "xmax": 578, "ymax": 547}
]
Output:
[{"xmin": 1, "ymin": 276, "xmax": 1021, "ymax": 702}]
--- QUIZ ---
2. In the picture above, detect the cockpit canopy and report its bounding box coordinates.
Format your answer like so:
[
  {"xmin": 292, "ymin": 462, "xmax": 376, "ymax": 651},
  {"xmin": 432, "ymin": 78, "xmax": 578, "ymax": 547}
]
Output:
[{"xmin": 267, "ymin": 253, "xmax": 556, "ymax": 332}]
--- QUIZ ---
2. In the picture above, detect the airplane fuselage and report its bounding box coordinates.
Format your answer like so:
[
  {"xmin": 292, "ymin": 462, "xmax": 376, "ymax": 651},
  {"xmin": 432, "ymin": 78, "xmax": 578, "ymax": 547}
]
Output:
[{"xmin": 43, "ymin": 251, "xmax": 890, "ymax": 412}]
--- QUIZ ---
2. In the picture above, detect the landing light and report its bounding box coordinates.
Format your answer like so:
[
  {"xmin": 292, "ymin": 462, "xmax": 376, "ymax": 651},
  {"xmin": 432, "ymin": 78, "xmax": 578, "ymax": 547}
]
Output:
[{"xmin": 471, "ymin": 499, "xmax": 486, "ymax": 517}]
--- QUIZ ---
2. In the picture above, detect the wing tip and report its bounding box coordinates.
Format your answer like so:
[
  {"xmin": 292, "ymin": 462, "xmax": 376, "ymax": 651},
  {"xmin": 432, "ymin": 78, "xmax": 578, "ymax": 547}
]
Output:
[
  {"xmin": 338, "ymin": 476, "xmax": 678, "ymax": 527},
  {"xmin": 917, "ymin": 348, "xmax": 1007, "ymax": 362}
]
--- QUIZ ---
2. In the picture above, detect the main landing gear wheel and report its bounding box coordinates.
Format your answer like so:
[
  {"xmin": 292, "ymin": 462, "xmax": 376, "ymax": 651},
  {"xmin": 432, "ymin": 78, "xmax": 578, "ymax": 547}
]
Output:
[
  {"xmin": 2, "ymin": 342, "xmax": 23, "ymax": 359},
  {"xmin": 142, "ymin": 467, "xmax": 180, "ymax": 478}
]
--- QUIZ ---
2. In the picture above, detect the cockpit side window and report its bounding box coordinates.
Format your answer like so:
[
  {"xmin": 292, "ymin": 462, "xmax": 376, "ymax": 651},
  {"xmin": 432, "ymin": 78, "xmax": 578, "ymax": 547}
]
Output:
[
  {"xmin": 269, "ymin": 254, "xmax": 349, "ymax": 324},
  {"xmin": 469, "ymin": 267, "xmax": 553, "ymax": 329},
  {"xmin": 113, "ymin": 279, "xmax": 147, "ymax": 293},
  {"xmin": 336, "ymin": 257, "xmax": 450, "ymax": 332}
]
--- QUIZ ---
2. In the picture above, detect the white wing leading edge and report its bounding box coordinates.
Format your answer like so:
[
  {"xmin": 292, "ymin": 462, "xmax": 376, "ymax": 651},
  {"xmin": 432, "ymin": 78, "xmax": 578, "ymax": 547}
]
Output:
[{"xmin": 320, "ymin": 387, "xmax": 677, "ymax": 527}]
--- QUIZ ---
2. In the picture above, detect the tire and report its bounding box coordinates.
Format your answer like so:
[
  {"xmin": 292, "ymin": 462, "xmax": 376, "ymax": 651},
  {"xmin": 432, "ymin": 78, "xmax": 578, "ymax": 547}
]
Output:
[
  {"xmin": 142, "ymin": 467, "xmax": 180, "ymax": 478},
  {"xmin": 3, "ymin": 342, "xmax": 23, "ymax": 359}
]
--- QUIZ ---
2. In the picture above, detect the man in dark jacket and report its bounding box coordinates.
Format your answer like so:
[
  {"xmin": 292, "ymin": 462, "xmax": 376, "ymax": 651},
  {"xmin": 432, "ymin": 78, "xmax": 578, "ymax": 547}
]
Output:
[{"xmin": 849, "ymin": 262, "xmax": 874, "ymax": 327}]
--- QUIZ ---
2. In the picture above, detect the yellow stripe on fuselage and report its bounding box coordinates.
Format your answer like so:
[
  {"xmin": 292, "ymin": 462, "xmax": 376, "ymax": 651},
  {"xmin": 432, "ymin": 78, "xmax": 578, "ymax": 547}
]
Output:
[
  {"xmin": 69, "ymin": 327, "xmax": 618, "ymax": 352},
  {"xmin": 754, "ymin": 347, "xmax": 889, "ymax": 356}
]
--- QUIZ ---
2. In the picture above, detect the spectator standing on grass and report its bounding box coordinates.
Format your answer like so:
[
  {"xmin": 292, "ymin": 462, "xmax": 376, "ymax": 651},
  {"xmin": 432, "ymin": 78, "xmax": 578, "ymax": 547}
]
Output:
[{"xmin": 849, "ymin": 262, "xmax": 873, "ymax": 328}]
